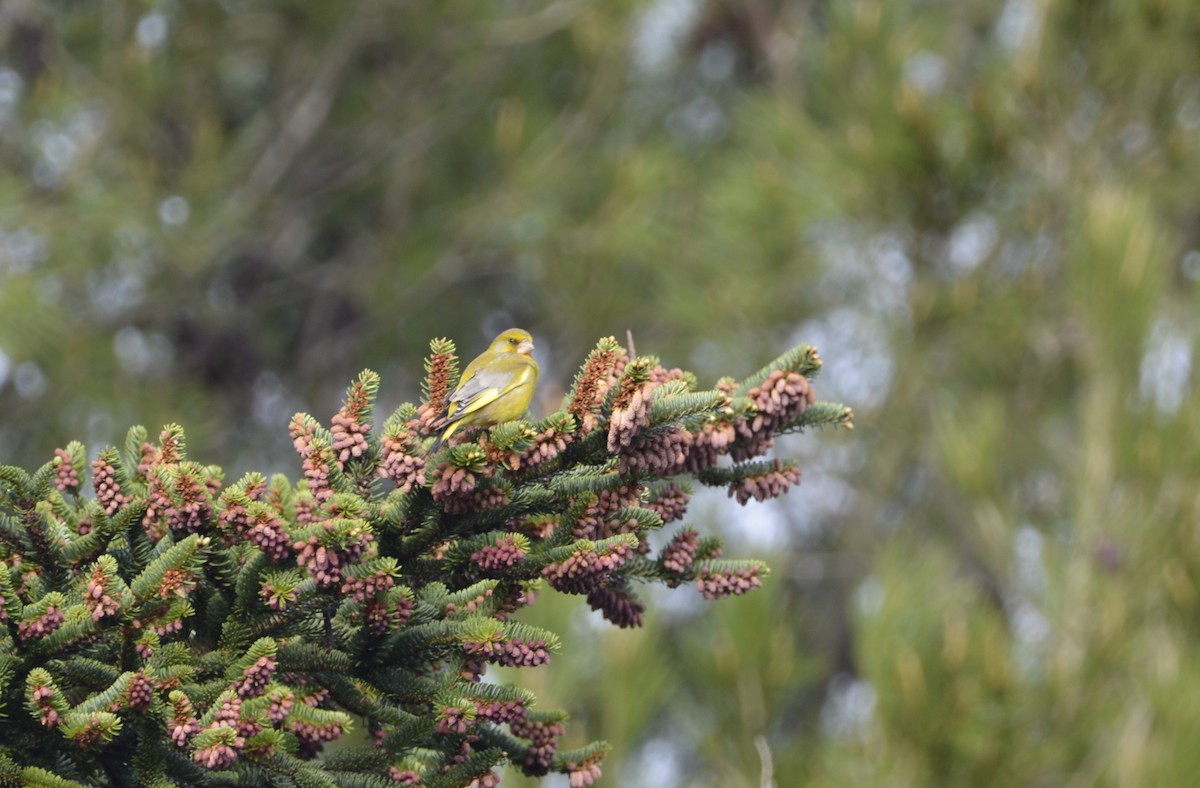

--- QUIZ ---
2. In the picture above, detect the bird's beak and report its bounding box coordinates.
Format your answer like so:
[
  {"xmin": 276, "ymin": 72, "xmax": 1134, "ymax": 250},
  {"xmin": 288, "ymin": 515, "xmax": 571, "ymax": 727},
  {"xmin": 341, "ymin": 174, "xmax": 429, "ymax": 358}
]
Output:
[{"xmin": 517, "ymin": 339, "xmax": 534, "ymax": 355}]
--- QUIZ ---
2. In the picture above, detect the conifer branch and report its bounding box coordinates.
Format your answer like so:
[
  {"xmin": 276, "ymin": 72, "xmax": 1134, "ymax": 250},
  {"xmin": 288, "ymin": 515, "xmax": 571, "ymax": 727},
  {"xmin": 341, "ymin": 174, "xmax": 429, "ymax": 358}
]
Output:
[
  {"xmin": 0, "ymin": 334, "xmax": 848, "ymax": 785},
  {"xmin": 734, "ymin": 343, "xmax": 822, "ymax": 395}
]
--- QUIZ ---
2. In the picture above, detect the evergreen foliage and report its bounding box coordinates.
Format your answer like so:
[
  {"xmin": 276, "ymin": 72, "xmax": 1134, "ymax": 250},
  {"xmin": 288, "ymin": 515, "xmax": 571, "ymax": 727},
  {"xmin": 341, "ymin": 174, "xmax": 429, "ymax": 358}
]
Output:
[{"xmin": 0, "ymin": 336, "xmax": 849, "ymax": 786}]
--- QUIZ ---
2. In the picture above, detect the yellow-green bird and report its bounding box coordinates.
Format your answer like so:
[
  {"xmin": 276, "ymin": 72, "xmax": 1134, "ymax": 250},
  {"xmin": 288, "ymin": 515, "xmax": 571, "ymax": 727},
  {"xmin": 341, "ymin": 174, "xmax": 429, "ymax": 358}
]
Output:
[{"xmin": 439, "ymin": 328, "xmax": 539, "ymax": 445}]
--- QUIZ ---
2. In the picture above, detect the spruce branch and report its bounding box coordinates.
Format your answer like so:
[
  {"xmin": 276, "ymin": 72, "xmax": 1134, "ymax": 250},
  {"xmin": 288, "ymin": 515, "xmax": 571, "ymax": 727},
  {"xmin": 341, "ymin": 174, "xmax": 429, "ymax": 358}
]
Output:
[
  {"xmin": 733, "ymin": 343, "xmax": 823, "ymax": 396},
  {"xmin": 123, "ymin": 426, "xmax": 150, "ymax": 485},
  {"xmin": 778, "ymin": 400, "xmax": 857, "ymax": 433},
  {"xmin": 0, "ymin": 334, "xmax": 848, "ymax": 785},
  {"xmin": 696, "ymin": 458, "xmax": 804, "ymax": 504},
  {"xmin": 28, "ymin": 461, "xmax": 58, "ymax": 507},
  {"xmin": 20, "ymin": 765, "xmax": 86, "ymax": 787},
  {"xmin": 647, "ymin": 389, "xmax": 728, "ymax": 426},
  {"xmin": 0, "ymin": 514, "xmax": 32, "ymax": 554},
  {"xmin": 130, "ymin": 534, "xmax": 208, "ymax": 602},
  {"xmin": 0, "ymin": 465, "xmax": 34, "ymax": 502}
]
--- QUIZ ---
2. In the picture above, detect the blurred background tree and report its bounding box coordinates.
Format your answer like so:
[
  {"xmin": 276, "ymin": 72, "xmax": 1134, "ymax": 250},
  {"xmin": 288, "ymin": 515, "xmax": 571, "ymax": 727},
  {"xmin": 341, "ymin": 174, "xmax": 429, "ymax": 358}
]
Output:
[{"xmin": 1, "ymin": 0, "xmax": 1198, "ymax": 785}]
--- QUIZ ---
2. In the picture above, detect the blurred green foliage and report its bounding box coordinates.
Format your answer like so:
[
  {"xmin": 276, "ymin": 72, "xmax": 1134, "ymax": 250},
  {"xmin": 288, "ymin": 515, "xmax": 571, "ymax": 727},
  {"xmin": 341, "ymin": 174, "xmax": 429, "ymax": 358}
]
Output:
[{"xmin": 2, "ymin": 0, "xmax": 1198, "ymax": 784}]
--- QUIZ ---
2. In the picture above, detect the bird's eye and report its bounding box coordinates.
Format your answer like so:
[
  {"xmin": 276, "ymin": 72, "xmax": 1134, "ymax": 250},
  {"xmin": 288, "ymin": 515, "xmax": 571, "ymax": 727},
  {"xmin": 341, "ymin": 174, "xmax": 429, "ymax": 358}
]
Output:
[{"xmin": 509, "ymin": 338, "xmax": 517, "ymax": 345}]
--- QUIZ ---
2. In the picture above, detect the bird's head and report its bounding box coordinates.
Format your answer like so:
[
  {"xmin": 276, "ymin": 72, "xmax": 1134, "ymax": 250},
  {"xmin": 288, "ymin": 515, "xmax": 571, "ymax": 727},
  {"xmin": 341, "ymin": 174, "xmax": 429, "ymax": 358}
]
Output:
[{"xmin": 491, "ymin": 328, "xmax": 535, "ymax": 356}]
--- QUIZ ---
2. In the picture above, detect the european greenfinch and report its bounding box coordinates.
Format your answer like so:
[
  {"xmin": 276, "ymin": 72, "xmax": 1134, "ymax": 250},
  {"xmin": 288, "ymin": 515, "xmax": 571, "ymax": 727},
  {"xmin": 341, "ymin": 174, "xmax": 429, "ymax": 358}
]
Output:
[{"xmin": 439, "ymin": 328, "xmax": 539, "ymax": 445}]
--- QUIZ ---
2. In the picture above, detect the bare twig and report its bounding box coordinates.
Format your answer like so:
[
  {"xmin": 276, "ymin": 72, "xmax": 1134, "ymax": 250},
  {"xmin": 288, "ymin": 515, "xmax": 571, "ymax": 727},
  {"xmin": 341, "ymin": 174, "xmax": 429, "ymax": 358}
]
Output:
[
  {"xmin": 487, "ymin": 0, "xmax": 588, "ymax": 46},
  {"xmin": 755, "ymin": 734, "xmax": 776, "ymax": 788}
]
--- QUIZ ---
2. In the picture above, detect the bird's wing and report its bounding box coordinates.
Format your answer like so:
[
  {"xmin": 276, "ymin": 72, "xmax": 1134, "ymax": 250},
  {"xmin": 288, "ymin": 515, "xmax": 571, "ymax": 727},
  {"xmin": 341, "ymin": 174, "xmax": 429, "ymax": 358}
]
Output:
[{"xmin": 446, "ymin": 362, "xmax": 534, "ymax": 423}]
